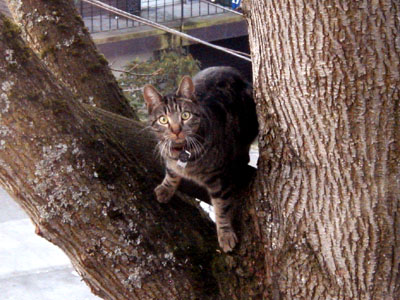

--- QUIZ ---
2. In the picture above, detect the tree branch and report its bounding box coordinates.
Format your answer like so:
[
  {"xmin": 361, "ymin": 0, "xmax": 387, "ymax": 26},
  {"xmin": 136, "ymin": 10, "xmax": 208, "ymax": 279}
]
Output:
[
  {"xmin": 1, "ymin": 2, "xmax": 267, "ymax": 298},
  {"xmin": 5, "ymin": 0, "xmax": 214, "ymax": 205},
  {"xmin": 5, "ymin": 0, "xmax": 137, "ymax": 119},
  {"xmin": 0, "ymin": 14, "xmax": 221, "ymax": 300}
]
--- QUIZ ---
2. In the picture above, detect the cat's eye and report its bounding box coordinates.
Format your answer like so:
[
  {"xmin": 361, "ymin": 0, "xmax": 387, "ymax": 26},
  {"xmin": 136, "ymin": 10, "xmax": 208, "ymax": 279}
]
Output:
[
  {"xmin": 181, "ymin": 112, "xmax": 191, "ymax": 120},
  {"xmin": 158, "ymin": 116, "xmax": 168, "ymax": 125}
]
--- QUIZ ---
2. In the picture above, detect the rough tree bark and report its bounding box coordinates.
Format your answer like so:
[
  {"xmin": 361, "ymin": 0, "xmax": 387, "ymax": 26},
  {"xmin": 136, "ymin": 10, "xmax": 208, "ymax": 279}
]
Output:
[
  {"xmin": 6, "ymin": 0, "xmax": 136, "ymax": 119},
  {"xmin": 244, "ymin": 0, "xmax": 400, "ymax": 299},
  {"xmin": 0, "ymin": 0, "xmax": 399, "ymax": 299},
  {"xmin": 5, "ymin": 0, "xmax": 211, "ymax": 204},
  {"xmin": 0, "ymin": 13, "xmax": 229, "ymax": 299},
  {"xmin": 0, "ymin": 1, "xmax": 251, "ymax": 299}
]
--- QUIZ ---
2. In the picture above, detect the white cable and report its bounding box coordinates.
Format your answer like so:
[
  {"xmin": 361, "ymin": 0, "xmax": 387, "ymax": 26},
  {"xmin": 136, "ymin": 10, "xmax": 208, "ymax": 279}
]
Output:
[{"xmin": 81, "ymin": 0, "xmax": 251, "ymax": 62}]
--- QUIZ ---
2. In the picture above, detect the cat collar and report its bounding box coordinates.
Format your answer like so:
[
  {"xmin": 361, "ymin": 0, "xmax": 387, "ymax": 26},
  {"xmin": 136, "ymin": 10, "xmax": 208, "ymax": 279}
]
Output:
[{"xmin": 177, "ymin": 150, "xmax": 191, "ymax": 168}]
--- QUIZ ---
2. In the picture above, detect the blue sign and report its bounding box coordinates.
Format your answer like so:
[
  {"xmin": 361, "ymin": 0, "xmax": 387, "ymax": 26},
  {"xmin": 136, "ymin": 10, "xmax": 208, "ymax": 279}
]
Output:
[{"xmin": 231, "ymin": 0, "xmax": 241, "ymax": 9}]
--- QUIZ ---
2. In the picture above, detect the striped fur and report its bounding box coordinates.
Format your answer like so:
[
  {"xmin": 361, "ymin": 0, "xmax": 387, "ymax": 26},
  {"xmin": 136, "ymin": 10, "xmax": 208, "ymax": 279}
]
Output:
[{"xmin": 143, "ymin": 67, "xmax": 258, "ymax": 252}]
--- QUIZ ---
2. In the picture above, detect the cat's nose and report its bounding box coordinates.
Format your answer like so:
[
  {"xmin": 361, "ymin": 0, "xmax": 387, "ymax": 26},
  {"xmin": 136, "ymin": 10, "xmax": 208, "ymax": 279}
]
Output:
[{"xmin": 170, "ymin": 124, "xmax": 182, "ymax": 135}]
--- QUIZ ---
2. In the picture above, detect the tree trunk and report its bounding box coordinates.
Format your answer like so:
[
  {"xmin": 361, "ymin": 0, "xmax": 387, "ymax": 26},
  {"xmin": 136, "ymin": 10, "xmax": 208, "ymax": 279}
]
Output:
[{"xmin": 244, "ymin": 0, "xmax": 400, "ymax": 299}]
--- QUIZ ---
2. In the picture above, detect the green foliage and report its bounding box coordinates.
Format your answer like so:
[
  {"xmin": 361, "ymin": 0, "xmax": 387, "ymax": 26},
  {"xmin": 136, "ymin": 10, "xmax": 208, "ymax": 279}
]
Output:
[{"xmin": 118, "ymin": 51, "xmax": 201, "ymax": 121}]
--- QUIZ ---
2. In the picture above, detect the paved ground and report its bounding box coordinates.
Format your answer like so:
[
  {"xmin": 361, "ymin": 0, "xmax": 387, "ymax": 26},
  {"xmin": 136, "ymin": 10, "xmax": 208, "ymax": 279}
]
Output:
[
  {"xmin": 0, "ymin": 188, "xmax": 100, "ymax": 300},
  {"xmin": 0, "ymin": 148, "xmax": 258, "ymax": 299}
]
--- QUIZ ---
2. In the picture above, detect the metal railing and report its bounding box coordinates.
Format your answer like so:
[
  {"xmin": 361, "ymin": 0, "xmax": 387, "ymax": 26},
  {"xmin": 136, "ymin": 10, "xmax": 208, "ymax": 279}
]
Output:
[{"xmin": 75, "ymin": 0, "xmax": 231, "ymax": 33}]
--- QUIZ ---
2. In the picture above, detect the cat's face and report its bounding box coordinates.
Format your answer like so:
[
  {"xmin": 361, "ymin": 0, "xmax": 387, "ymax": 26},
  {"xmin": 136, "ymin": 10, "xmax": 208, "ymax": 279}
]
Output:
[{"xmin": 143, "ymin": 77, "xmax": 203, "ymax": 159}]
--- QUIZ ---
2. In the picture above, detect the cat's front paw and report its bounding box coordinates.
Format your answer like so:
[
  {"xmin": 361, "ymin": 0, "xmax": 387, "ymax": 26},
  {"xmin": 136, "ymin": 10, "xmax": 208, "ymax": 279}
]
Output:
[
  {"xmin": 217, "ymin": 230, "xmax": 238, "ymax": 253},
  {"xmin": 154, "ymin": 184, "xmax": 174, "ymax": 203}
]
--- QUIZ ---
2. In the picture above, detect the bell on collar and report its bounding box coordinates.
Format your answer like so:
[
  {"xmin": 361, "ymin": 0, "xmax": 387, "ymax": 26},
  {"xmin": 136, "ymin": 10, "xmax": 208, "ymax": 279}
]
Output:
[{"xmin": 177, "ymin": 150, "xmax": 191, "ymax": 168}]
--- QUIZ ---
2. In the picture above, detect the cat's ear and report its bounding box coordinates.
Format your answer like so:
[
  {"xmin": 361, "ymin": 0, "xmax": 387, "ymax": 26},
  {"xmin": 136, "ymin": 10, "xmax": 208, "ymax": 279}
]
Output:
[
  {"xmin": 143, "ymin": 85, "xmax": 162, "ymax": 113},
  {"xmin": 177, "ymin": 76, "xmax": 195, "ymax": 99}
]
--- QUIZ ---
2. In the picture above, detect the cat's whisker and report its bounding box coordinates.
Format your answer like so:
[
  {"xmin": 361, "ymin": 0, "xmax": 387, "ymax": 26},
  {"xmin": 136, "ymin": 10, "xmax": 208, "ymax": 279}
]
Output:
[
  {"xmin": 164, "ymin": 141, "xmax": 170, "ymax": 158},
  {"xmin": 154, "ymin": 140, "xmax": 162, "ymax": 156},
  {"xmin": 187, "ymin": 138, "xmax": 197, "ymax": 156},
  {"xmin": 138, "ymin": 125, "xmax": 152, "ymax": 134},
  {"xmin": 167, "ymin": 140, "xmax": 173, "ymax": 158},
  {"xmin": 197, "ymin": 139, "xmax": 205, "ymax": 154},
  {"xmin": 156, "ymin": 143, "xmax": 162, "ymax": 159},
  {"xmin": 188, "ymin": 138, "xmax": 198, "ymax": 156},
  {"xmin": 185, "ymin": 137, "xmax": 193, "ymax": 154},
  {"xmin": 190, "ymin": 133, "xmax": 206, "ymax": 145},
  {"xmin": 186, "ymin": 136, "xmax": 204, "ymax": 158},
  {"xmin": 192, "ymin": 136, "xmax": 204, "ymax": 150},
  {"xmin": 157, "ymin": 139, "xmax": 169, "ymax": 159}
]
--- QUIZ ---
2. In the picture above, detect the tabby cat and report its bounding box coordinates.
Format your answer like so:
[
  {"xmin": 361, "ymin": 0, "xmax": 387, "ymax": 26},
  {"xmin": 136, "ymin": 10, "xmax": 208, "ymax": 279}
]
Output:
[{"xmin": 143, "ymin": 66, "xmax": 258, "ymax": 252}]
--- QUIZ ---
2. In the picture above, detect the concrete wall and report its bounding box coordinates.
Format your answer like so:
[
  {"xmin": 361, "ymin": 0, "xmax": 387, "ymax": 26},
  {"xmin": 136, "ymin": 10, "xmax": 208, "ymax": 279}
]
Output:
[{"xmin": 94, "ymin": 14, "xmax": 247, "ymax": 65}]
